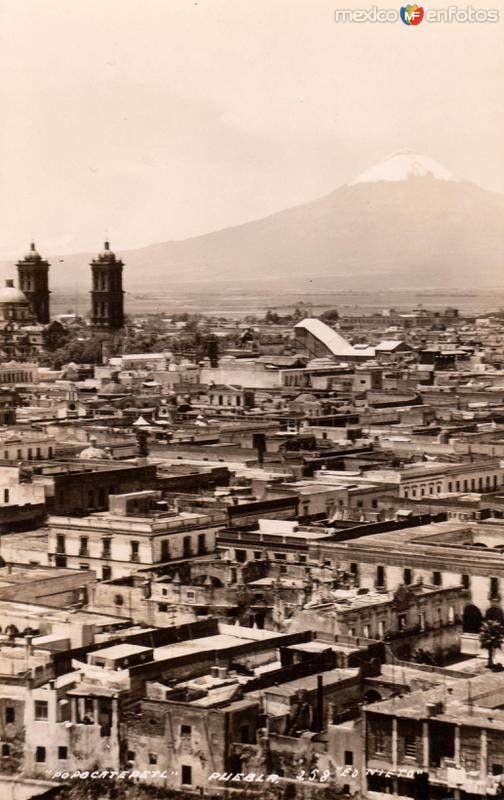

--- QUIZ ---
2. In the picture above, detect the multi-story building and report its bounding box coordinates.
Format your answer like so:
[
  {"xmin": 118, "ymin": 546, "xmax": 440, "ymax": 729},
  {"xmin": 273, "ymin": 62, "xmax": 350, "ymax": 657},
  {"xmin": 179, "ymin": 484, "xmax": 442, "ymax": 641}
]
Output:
[
  {"xmin": 48, "ymin": 491, "xmax": 221, "ymax": 580},
  {"xmin": 0, "ymin": 431, "xmax": 55, "ymax": 462},
  {"xmin": 363, "ymin": 673, "xmax": 504, "ymax": 799},
  {"xmin": 310, "ymin": 519, "xmax": 504, "ymax": 628}
]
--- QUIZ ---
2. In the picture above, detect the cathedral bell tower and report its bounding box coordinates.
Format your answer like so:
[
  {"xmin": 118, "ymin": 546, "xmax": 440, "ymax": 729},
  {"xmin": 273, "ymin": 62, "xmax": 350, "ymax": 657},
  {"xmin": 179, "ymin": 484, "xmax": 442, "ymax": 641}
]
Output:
[
  {"xmin": 90, "ymin": 241, "xmax": 124, "ymax": 330},
  {"xmin": 16, "ymin": 242, "xmax": 50, "ymax": 324}
]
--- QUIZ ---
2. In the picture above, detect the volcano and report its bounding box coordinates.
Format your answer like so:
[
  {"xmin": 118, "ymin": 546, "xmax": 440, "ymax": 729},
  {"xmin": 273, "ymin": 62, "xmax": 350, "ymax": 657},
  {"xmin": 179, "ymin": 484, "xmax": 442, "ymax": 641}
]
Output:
[{"xmin": 5, "ymin": 152, "xmax": 504, "ymax": 291}]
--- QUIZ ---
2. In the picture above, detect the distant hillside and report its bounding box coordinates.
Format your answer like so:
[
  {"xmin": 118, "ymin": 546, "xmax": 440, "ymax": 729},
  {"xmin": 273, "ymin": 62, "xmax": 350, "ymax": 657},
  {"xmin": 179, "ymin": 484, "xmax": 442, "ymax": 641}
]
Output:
[{"xmin": 3, "ymin": 153, "xmax": 503, "ymax": 293}]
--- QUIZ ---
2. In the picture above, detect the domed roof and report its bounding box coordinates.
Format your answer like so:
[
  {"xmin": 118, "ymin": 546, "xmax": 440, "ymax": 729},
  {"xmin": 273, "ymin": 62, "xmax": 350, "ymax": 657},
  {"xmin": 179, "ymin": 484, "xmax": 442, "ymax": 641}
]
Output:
[
  {"xmin": 0, "ymin": 281, "xmax": 28, "ymax": 304},
  {"xmin": 25, "ymin": 243, "xmax": 41, "ymax": 259},
  {"xmin": 78, "ymin": 436, "xmax": 108, "ymax": 461}
]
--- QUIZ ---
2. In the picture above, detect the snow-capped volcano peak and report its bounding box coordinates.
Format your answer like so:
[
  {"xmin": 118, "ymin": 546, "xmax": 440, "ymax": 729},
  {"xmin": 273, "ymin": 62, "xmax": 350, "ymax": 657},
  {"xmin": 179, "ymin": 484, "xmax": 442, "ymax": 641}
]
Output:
[{"xmin": 348, "ymin": 151, "xmax": 459, "ymax": 186}]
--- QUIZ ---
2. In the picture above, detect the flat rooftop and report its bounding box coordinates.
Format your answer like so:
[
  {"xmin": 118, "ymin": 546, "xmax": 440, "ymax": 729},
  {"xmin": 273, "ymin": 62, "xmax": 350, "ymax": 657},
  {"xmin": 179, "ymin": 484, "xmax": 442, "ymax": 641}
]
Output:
[
  {"xmin": 0, "ymin": 599, "xmax": 125, "ymax": 627},
  {"xmin": 260, "ymin": 667, "xmax": 358, "ymax": 697},
  {"xmin": 91, "ymin": 643, "xmax": 151, "ymax": 660}
]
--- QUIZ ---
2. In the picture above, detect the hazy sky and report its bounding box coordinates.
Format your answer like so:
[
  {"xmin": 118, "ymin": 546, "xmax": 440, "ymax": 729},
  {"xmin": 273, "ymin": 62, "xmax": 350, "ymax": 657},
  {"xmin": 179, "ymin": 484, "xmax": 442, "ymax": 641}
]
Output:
[{"xmin": 1, "ymin": 0, "xmax": 503, "ymax": 259}]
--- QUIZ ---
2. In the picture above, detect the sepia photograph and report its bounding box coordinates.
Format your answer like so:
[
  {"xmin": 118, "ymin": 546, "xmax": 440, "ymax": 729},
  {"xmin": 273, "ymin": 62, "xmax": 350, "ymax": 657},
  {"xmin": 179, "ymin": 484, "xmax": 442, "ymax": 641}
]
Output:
[{"xmin": 0, "ymin": 1, "xmax": 504, "ymax": 798}]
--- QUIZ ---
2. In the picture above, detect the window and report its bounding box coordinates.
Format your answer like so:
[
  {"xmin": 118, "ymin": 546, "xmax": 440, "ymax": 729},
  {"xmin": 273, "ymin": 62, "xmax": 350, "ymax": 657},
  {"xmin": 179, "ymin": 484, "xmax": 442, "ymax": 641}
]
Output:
[
  {"xmin": 275, "ymin": 553, "xmax": 287, "ymax": 561},
  {"xmin": 102, "ymin": 566, "xmax": 111, "ymax": 581},
  {"xmin": 197, "ymin": 533, "xmax": 206, "ymax": 555},
  {"xmin": 344, "ymin": 751, "xmax": 353, "ymax": 766},
  {"xmin": 3, "ymin": 489, "xmax": 9, "ymax": 504},
  {"xmin": 127, "ymin": 751, "xmax": 135, "ymax": 763},
  {"xmin": 254, "ymin": 551, "xmax": 262, "ymax": 560},
  {"xmin": 432, "ymin": 571, "xmax": 442, "ymax": 586},
  {"xmin": 181, "ymin": 765, "xmax": 192, "ymax": 786},
  {"xmin": 79, "ymin": 536, "xmax": 89, "ymax": 556},
  {"xmin": 149, "ymin": 753, "xmax": 158, "ymax": 765},
  {"xmin": 56, "ymin": 534, "xmax": 66, "ymax": 554},
  {"xmin": 491, "ymin": 577, "xmax": 499, "ymax": 599},
  {"xmin": 34, "ymin": 700, "xmax": 48, "ymax": 720},
  {"xmin": 158, "ymin": 603, "xmax": 168, "ymax": 612},
  {"xmin": 404, "ymin": 735, "xmax": 416, "ymax": 759},
  {"xmin": 376, "ymin": 565, "xmax": 385, "ymax": 588},
  {"xmin": 299, "ymin": 555, "xmax": 307, "ymax": 564},
  {"xmin": 240, "ymin": 725, "xmax": 250, "ymax": 743},
  {"xmin": 181, "ymin": 724, "xmax": 192, "ymax": 736},
  {"xmin": 102, "ymin": 539, "xmax": 111, "ymax": 558},
  {"xmin": 161, "ymin": 540, "xmax": 170, "ymax": 561},
  {"xmin": 398, "ymin": 613, "xmax": 407, "ymax": 630},
  {"xmin": 235, "ymin": 549, "xmax": 247, "ymax": 563},
  {"xmin": 183, "ymin": 536, "xmax": 192, "ymax": 558},
  {"xmin": 375, "ymin": 729, "xmax": 385, "ymax": 755},
  {"xmin": 35, "ymin": 746, "xmax": 46, "ymax": 763},
  {"xmin": 403, "ymin": 568, "xmax": 412, "ymax": 585},
  {"xmin": 58, "ymin": 746, "xmax": 68, "ymax": 760},
  {"xmin": 130, "ymin": 541, "xmax": 140, "ymax": 562},
  {"xmin": 462, "ymin": 573, "xmax": 470, "ymax": 589},
  {"xmin": 2, "ymin": 743, "xmax": 10, "ymax": 756},
  {"xmin": 5, "ymin": 706, "xmax": 15, "ymax": 723}
]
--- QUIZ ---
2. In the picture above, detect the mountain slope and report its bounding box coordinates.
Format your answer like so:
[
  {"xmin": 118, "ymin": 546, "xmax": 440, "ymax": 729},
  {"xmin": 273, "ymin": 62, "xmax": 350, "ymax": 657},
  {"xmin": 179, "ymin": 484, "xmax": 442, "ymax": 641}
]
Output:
[{"xmin": 3, "ymin": 154, "xmax": 504, "ymax": 291}]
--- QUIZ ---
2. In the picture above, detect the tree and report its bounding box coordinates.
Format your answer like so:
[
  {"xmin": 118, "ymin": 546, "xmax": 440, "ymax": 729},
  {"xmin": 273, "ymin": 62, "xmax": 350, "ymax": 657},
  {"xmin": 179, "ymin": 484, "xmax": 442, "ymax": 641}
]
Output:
[
  {"xmin": 320, "ymin": 308, "xmax": 339, "ymax": 324},
  {"xmin": 480, "ymin": 619, "xmax": 504, "ymax": 668}
]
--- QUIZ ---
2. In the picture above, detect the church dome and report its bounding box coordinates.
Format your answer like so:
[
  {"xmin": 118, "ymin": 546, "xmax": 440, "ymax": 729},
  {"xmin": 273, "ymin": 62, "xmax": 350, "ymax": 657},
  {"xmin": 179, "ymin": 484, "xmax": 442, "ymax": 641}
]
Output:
[
  {"xmin": 79, "ymin": 436, "xmax": 108, "ymax": 461},
  {"xmin": 25, "ymin": 244, "xmax": 41, "ymax": 259},
  {"xmin": 0, "ymin": 281, "xmax": 28, "ymax": 304}
]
